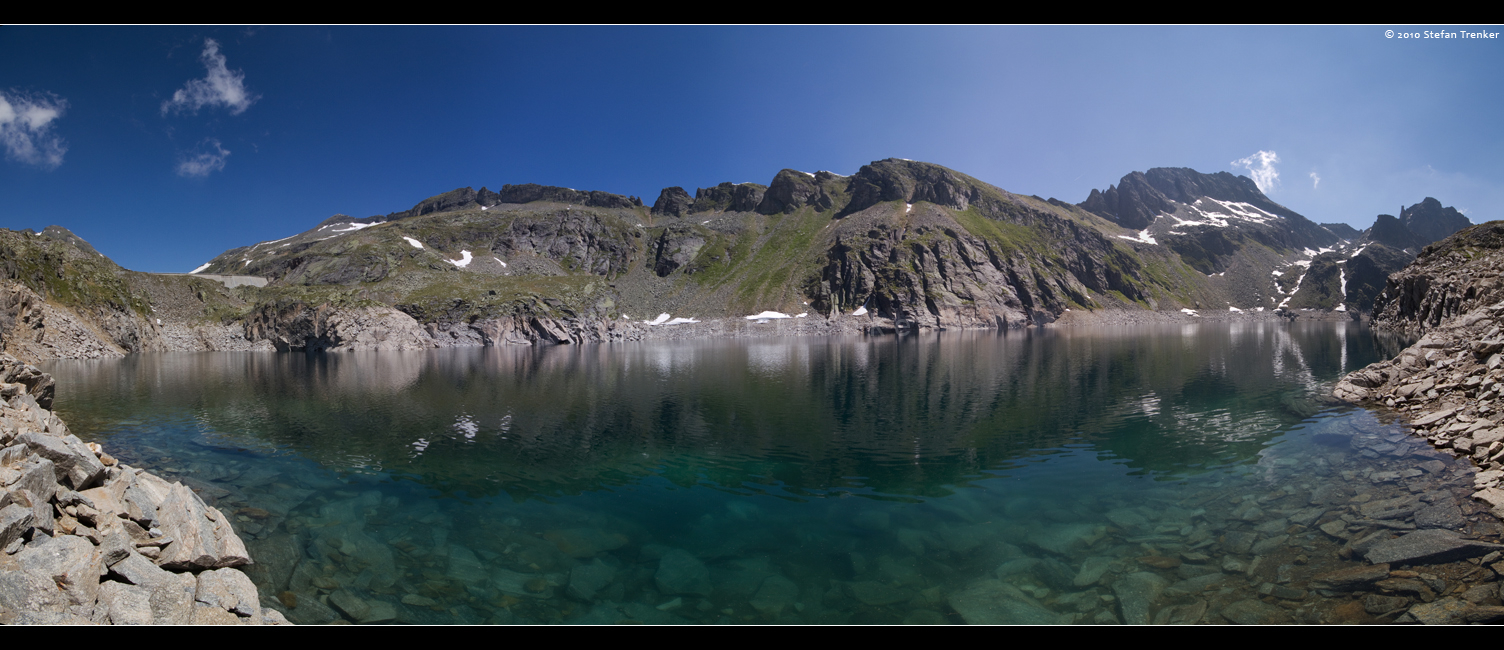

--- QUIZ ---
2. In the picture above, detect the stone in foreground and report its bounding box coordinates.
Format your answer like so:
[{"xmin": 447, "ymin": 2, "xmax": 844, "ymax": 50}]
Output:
[{"xmin": 1364, "ymin": 529, "xmax": 1504, "ymax": 565}]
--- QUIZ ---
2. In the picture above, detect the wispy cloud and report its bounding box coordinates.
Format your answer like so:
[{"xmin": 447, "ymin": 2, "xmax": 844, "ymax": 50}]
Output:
[
  {"xmin": 177, "ymin": 139, "xmax": 230, "ymax": 177},
  {"xmin": 0, "ymin": 91, "xmax": 67, "ymax": 169},
  {"xmin": 1231, "ymin": 150, "xmax": 1280, "ymax": 193},
  {"xmin": 162, "ymin": 39, "xmax": 257, "ymax": 116},
  {"xmin": 1309, "ymin": 171, "xmax": 1321, "ymax": 189}
]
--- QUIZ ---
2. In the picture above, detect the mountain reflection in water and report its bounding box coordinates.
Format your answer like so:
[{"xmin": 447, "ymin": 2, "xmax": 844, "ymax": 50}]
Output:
[{"xmin": 45, "ymin": 322, "xmax": 1468, "ymax": 625}]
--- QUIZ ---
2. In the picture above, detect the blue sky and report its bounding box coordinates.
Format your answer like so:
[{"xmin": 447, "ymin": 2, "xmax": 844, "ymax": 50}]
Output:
[{"xmin": 2, "ymin": 25, "xmax": 1500, "ymax": 272}]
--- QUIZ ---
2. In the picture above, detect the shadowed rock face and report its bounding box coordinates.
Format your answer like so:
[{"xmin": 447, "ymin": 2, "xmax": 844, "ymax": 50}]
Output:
[
  {"xmin": 1367, "ymin": 214, "xmax": 1427, "ymax": 253},
  {"xmin": 651, "ymin": 225, "xmax": 706, "ymax": 277},
  {"xmin": 1373, "ymin": 222, "xmax": 1504, "ymax": 334},
  {"xmin": 1344, "ymin": 243, "xmax": 1414, "ymax": 314},
  {"xmin": 1078, "ymin": 168, "xmax": 1306, "ymax": 233},
  {"xmin": 692, "ymin": 182, "xmax": 766, "ymax": 213},
  {"xmin": 1078, "ymin": 167, "xmax": 1340, "ymax": 278},
  {"xmin": 244, "ymin": 302, "xmax": 433, "ymax": 353},
  {"xmin": 384, "ymin": 185, "xmax": 641, "ymax": 221},
  {"xmin": 843, "ymin": 158, "xmax": 983, "ymax": 215},
  {"xmin": 1402, "ymin": 197, "xmax": 1472, "ymax": 246},
  {"xmin": 758, "ymin": 170, "xmax": 837, "ymax": 214},
  {"xmin": 651, "ymin": 187, "xmax": 694, "ymax": 217}
]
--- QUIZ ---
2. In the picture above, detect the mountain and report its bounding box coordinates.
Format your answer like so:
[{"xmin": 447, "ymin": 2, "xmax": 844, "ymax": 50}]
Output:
[
  {"xmin": 2, "ymin": 159, "xmax": 1474, "ymax": 359},
  {"xmin": 1401, "ymin": 197, "xmax": 1471, "ymax": 245}
]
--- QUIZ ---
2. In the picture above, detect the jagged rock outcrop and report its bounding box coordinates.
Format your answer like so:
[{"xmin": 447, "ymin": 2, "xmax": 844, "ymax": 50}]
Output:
[
  {"xmin": 806, "ymin": 193, "xmax": 1149, "ymax": 328},
  {"xmin": 492, "ymin": 184, "xmax": 641, "ymax": 209},
  {"xmin": 844, "ymin": 158, "xmax": 984, "ymax": 214},
  {"xmin": 245, "ymin": 302, "xmax": 434, "ymax": 352},
  {"xmin": 1371, "ymin": 222, "xmax": 1504, "ymax": 336},
  {"xmin": 1080, "ymin": 167, "xmax": 1339, "ymax": 275},
  {"xmin": 386, "ymin": 185, "xmax": 641, "ymax": 221},
  {"xmin": 1344, "ymin": 243, "xmax": 1414, "ymax": 314},
  {"xmin": 1367, "ymin": 214, "xmax": 1427, "ymax": 253},
  {"xmin": 758, "ymin": 170, "xmax": 834, "ymax": 214},
  {"xmin": 1403, "ymin": 197, "xmax": 1472, "ymax": 246},
  {"xmin": 692, "ymin": 182, "xmax": 765, "ymax": 213},
  {"xmin": 651, "ymin": 187, "xmax": 694, "ymax": 217},
  {"xmin": 0, "ymin": 355, "xmax": 285, "ymax": 625},
  {"xmin": 651, "ymin": 225, "xmax": 707, "ymax": 277},
  {"xmin": 0, "ymin": 281, "xmax": 135, "ymax": 362}
]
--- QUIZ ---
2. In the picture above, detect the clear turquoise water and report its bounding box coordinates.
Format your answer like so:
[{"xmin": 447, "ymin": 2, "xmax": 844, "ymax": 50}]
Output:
[{"xmin": 44, "ymin": 322, "xmax": 1466, "ymax": 624}]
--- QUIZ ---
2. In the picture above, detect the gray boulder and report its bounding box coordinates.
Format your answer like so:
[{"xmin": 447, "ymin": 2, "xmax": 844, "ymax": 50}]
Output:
[
  {"xmin": 153, "ymin": 482, "xmax": 250, "ymax": 570},
  {"xmin": 1365, "ymin": 529, "xmax": 1504, "ymax": 565},
  {"xmin": 18, "ymin": 431, "xmax": 104, "ymax": 490},
  {"xmin": 108, "ymin": 551, "xmax": 197, "ymax": 624},
  {"xmin": 16, "ymin": 534, "xmax": 101, "ymax": 613},
  {"xmin": 195, "ymin": 567, "xmax": 262, "ymax": 620},
  {"xmin": 96, "ymin": 581, "xmax": 153, "ymax": 625}
]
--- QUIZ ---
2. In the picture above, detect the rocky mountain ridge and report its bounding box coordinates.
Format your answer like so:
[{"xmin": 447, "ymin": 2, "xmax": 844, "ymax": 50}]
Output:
[{"xmin": 0, "ymin": 159, "xmax": 1479, "ymax": 360}]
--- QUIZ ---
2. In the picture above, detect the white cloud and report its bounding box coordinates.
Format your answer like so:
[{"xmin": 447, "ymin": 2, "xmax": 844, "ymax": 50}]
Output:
[
  {"xmin": 0, "ymin": 91, "xmax": 67, "ymax": 169},
  {"xmin": 1231, "ymin": 150, "xmax": 1280, "ymax": 193},
  {"xmin": 1309, "ymin": 171, "xmax": 1321, "ymax": 189},
  {"xmin": 161, "ymin": 38, "xmax": 257, "ymax": 116},
  {"xmin": 177, "ymin": 139, "xmax": 230, "ymax": 177}
]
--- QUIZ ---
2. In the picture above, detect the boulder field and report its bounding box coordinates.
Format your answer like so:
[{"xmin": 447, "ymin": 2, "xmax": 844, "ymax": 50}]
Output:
[{"xmin": 0, "ymin": 354, "xmax": 288, "ymax": 624}]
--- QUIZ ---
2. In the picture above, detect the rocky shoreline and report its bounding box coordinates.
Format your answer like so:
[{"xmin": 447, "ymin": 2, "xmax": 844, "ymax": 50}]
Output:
[
  {"xmin": 0, "ymin": 354, "xmax": 288, "ymax": 624},
  {"xmin": 1330, "ymin": 222, "xmax": 1504, "ymax": 623}
]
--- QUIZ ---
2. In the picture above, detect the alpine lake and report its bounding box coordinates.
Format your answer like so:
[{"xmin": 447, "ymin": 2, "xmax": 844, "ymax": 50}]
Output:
[{"xmin": 42, "ymin": 321, "xmax": 1493, "ymax": 625}]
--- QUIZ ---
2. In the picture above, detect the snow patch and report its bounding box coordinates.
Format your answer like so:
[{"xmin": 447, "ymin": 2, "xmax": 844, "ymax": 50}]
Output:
[
  {"xmin": 1228, "ymin": 306, "xmax": 1243, "ymax": 313},
  {"xmin": 190, "ymin": 262, "xmax": 211, "ymax": 274},
  {"xmin": 403, "ymin": 237, "xmax": 424, "ymax": 249},
  {"xmin": 251, "ymin": 235, "xmax": 295, "ymax": 249},
  {"xmin": 795, "ymin": 313, "xmax": 807, "ymax": 318},
  {"xmin": 797, "ymin": 171, "xmax": 815, "ymax": 178},
  {"xmin": 1349, "ymin": 245, "xmax": 1369, "ymax": 259},
  {"xmin": 646, "ymin": 313, "xmax": 671, "ymax": 325},
  {"xmin": 494, "ymin": 257, "xmax": 507, "ymax": 268},
  {"xmin": 744, "ymin": 311, "xmax": 791, "ymax": 320},
  {"xmin": 852, "ymin": 306, "xmax": 868, "ymax": 316},
  {"xmin": 329, "ymin": 222, "xmax": 374, "ymax": 233},
  {"xmin": 665, "ymin": 317, "xmax": 699, "ymax": 325},
  {"xmin": 905, "ymin": 203, "xmax": 913, "ymax": 214},
  {"xmin": 1256, "ymin": 307, "xmax": 1265, "ymax": 312},
  {"xmin": 446, "ymin": 250, "xmax": 473, "ymax": 268},
  {"xmin": 1118, "ymin": 229, "xmax": 1158, "ymax": 245},
  {"xmin": 1165, "ymin": 199, "xmax": 1283, "ymax": 230},
  {"xmin": 1181, "ymin": 308, "xmax": 1199, "ymax": 316}
]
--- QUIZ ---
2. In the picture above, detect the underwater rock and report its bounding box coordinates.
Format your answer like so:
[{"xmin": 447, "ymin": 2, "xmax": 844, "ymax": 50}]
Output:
[
  {"xmin": 655, "ymin": 549, "xmax": 712, "ymax": 596},
  {"xmin": 947, "ymin": 579, "xmax": 1068, "ymax": 625}
]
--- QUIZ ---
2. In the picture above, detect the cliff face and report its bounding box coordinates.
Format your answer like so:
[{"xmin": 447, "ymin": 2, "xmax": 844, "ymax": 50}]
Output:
[{"xmin": 1371, "ymin": 222, "xmax": 1504, "ymax": 336}]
